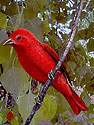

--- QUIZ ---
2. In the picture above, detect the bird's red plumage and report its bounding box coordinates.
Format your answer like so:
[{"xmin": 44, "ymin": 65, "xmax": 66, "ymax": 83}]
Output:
[{"xmin": 4, "ymin": 28, "xmax": 88, "ymax": 115}]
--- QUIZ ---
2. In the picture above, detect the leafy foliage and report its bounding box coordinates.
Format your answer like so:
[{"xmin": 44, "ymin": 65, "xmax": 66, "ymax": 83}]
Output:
[{"xmin": 0, "ymin": 0, "xmax": 94, "ymax": 124}]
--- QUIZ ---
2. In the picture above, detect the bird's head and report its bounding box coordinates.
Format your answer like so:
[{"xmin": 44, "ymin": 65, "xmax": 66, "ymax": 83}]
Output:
[{"xmin": 3, "ymin": 28, "xmax": 39, "ymax": 49}]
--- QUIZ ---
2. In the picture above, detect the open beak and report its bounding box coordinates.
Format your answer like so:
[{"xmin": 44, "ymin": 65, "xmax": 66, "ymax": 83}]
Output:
[{"xmin": 3, "ymin": 38, "xmax": 15, "ymax": 46}]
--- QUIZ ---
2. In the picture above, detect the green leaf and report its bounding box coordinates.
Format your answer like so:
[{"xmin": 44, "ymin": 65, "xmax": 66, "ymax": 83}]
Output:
[
  {"xmin": 47, "ymin": 87, "xmax": 69, "ymax": 115},
  {"xmin": 80, "ymin": 72, "xmax": 93, "ymax": 87},
  {"xmin": 56, "ymin": 93, "xmax": 69, "ymax": 115},
  {"xmin": 89, "ymin": 118, "xmax": 94, "ymax": 122},
  {"xmin": 80, "ymin": 91, "xmax": 91, "ymax": 107},
  {"xmin": 41, "ymin": 19, "xmax": 50, "ymax": 35},
  {"xmin": 86, "ymin": 83, "xmax": 94, "ymax": 95},
  {"xmin": 67, "ymin": 61, "xmax": 76, "ymax": 73},
  {"xmin": 41, "ymin": 94, "xmax": 57, "ymax": 120},
  {"xmin": 75, "ymin": 44, "xmax": 86, "ymax": 58},
  {"xmin": 89, "ymin": 58, "xmax": 94, "ymax": 67},
  {"xmin": 10, "ymin": 117, "xmax": 19, "ymax": 125},
  {"xmin": 86, "ymin": 104, "xmax": 94, "ymax": 119},
  {"xmin": 0, "ymin": 29, "xmax": 8, "ymax": 44},
  {"xmin": 0, "ymin": 12, "xmax": 7, "ymax": 28},
  {"xmin": 61, "ymin": 113, "xmax": 69, "ymax": 123},
  {"xmin": 24, "ymin": 18, "xmax": 43, "ymax": 42},
  {"xmin": 0, "ymin": 1, "xmax": 17, "ymax": 16},
  {"xmin": 24, "ymin": 0, "xmax": 39, "ymax": 20},
  {"xmin": 15, "ymin": 13, "xmax": 23, "ymax": 29},
  {"xmin": 0, "ymin": 115, "xmax": 3, "ymax": 125},
  {"xmin": 1, "ymin": 67, "xmax": 28, "ymax": 98},
  {"xmin": 0, "ymin": 42, "xmax": 14, "ymax": 64},
  {"xmin": 17, "ymin": 92, "xmax": 34, "ymax": 124},
  {"xmin": 76, "ymin": 66, "xmax": 86, "ymax": 77},
  {"xmin": 36, "ymin": 0, "xmax": 48, "ymax": 10},
  {"xmin": 87, "ymin": 39, "xmax": 94, "ymax": 52}
]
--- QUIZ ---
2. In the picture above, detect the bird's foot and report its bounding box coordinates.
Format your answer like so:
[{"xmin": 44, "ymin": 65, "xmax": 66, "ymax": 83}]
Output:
[
  {"xmin": 48, "ymin": 70, "xmax": 54, "ymax": 80},
  {"xmin": 34, "ymin": 96, "xmax": 42, "ymax": 105}
]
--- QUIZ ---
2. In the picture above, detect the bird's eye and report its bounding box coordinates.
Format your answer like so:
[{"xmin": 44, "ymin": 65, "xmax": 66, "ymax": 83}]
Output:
[{"xmin": 16, "ymin": 36, "xmax": 21, "ymax": 40}]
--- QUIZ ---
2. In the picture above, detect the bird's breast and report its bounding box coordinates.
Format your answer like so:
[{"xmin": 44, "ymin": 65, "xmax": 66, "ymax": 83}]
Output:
[{"xmin": 17, "ymin": 45, "xmax": 56, "ymax": 83}]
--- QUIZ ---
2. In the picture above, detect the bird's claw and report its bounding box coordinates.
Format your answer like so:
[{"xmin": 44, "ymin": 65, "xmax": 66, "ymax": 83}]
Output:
[
  {"xmin": 48, "ymin": 70, "xmax": 54, "ymax": 80},
  {"xmin": 57, "ymin": 71, "xmax": 61, "ymax": 74},
  {"xmin": 34, "ymin": 96, "xmax": 42, "ymax": 105}
]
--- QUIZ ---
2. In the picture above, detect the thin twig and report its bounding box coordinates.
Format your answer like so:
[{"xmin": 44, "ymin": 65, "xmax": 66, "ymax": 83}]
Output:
[
  {"xmin": 0, "ymin": 101, "xmax": 5, "ymax": 113},
  {"xmin": 1, "ymin": 92, "xmax": 8, "ymax": 125},
  {"xmin": 25, "ymin": 0, "xmax": 84, "ymax": 124},
  {"xmin": 59, "ymin": 113, "xmax": 64, "ymax": 125},
  {"xmin": 16, "ymin": 1, "xmax": 20, "ymax": 14},
  {"xmin": 69, "ymin": 0, "xmax": 92, "ymax": 26}
]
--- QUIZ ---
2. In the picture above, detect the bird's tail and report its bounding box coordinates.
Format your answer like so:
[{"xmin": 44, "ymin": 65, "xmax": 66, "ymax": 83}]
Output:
[
  {"xmin": 64, "ymin": 87, "xmax": 88, "ymax": 115},
  {"xmin": 52, "ymin": 73, "xmax": 88, "ymax": 115}
]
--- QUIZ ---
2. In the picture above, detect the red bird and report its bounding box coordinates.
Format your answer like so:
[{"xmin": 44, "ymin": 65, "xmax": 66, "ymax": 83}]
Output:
[{"xmin": 3, "ymin": 28, "xmax": 88, "ymax": 115}]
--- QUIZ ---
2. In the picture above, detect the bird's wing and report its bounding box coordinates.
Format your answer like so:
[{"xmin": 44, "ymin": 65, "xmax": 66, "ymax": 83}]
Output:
[{"xmin": 41, "ymin": 43, "xmax": 72, "ymax": 86}]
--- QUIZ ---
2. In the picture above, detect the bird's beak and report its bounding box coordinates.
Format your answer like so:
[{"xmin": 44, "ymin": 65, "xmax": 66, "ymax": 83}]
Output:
[{"xmin": 3, "ymin": 38, "xmax": 15, "ymax": 46}]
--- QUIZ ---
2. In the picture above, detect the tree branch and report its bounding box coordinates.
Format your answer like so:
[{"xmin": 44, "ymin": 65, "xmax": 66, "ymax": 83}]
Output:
[{"xmin": 25, "ymin": 0, "xmax": 84, "ymax": 124}]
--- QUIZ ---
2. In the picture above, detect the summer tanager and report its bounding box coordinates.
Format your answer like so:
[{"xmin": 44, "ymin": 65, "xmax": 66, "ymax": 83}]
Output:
[{"xmin": 3, "ymin": 28, "xmax": 88, "ymax": 115}]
